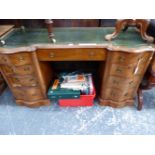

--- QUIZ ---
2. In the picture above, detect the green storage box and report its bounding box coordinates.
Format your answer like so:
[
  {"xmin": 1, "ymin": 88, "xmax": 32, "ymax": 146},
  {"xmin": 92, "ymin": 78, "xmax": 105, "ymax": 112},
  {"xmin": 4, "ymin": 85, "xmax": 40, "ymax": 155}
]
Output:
[{"xmin": 47, "ymin": 79, "xmax": 81, "ymax": 100}]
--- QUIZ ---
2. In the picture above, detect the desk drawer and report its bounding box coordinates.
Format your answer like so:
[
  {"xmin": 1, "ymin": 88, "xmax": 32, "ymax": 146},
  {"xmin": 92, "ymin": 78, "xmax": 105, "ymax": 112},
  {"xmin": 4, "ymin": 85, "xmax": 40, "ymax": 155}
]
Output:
[
  {"xmin": 103, "ymin": 88, "xmax": 135, "ymax": 102},
  {"xmin": 24, "ymin": 87, "xmax": 43, "ymax": 101},
  {"xmin": 109, "ymin": 64, "xmax": 135, "ymax": 78},
  {"xmin": 2, "ymin": 65, "xmax": 34, "ymax": 76},
  {"xmin": 13, "ymin": 87, "xmax": 43, "ymax": 101},
  {"xmin": 106, "ymin": 76, "xmax": 133, "ymax": 89},
  {"xmin": 109, "ymin": 51, "xmax": 152, "ymax": 66},
  {"xmin": 110, "ymin": 51, "xmax": 142, "ymax": 65},
  {"xmin": 9, "ymin": 75, "xmax": 38, "ymax": 87},
  {"xmin": 12, "ymin": 65, "xmax": 34, "ymax": 75},
  {"xmin": 13, "ymin": 88, "xmax": 25, "ymax": 99},
  {"xmin": 37, "ymin": 48, "xmax": 106, "ymax": 61},
  {"xmin": 9, "ymin": 53, "xmax": 32, "ymax": 66}
]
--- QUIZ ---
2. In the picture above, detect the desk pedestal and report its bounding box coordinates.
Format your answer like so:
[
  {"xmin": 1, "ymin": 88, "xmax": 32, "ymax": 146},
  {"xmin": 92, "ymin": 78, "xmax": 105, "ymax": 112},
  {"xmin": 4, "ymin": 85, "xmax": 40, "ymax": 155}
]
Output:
[{"xmin": 99, "ymin": 50, "xmax": 154, "ymax": 108}]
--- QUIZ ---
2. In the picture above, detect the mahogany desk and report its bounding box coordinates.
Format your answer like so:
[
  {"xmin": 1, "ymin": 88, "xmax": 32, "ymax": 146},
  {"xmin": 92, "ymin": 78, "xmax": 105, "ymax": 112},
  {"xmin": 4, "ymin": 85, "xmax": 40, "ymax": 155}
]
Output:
[{"xmin": 0, "ymin": 27, "xmax": 154, "ymax": 108}]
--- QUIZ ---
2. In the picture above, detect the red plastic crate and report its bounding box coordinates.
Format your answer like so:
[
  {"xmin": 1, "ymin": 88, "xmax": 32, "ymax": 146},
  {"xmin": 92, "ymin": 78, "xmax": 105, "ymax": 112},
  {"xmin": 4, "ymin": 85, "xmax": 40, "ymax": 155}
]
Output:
[{"xmin": 58, "ymin": 88, "xmax": 96, "ymax": 107}]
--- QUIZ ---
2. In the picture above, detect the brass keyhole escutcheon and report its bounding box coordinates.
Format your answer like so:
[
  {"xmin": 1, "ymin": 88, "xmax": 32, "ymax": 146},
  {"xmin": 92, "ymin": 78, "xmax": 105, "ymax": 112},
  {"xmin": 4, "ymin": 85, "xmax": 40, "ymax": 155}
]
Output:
[
  {"xmin": 31, "ymin": 83, "xmax": 37, "ymax": 87},
  {"xmin": 49, "ymin": 52, "xmax": 55, "ymax": 58}
]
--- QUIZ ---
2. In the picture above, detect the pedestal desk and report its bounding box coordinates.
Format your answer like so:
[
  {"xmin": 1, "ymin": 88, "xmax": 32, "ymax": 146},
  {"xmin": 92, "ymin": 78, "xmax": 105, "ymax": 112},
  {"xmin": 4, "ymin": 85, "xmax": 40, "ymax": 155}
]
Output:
[{"xmin": 0, "ymin": 27, "xmax": 154, "ymax": 108}]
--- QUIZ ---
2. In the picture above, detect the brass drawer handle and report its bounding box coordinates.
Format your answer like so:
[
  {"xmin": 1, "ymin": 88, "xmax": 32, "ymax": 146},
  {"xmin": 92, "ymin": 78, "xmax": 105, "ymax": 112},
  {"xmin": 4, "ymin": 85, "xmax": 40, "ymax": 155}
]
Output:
[
  {"xmin": 12, "ymin": 84, "xmax": 22, "ymax": 87},
  {"xmin": 124, "ymin": 93, "xmax": 128, "ymax": 97},
  {"xmin": 31, "ymin": 83, "xmax": 37, "ymax": 87},
  {"xmin": 14, "ymin": 78, "xmax": 20, "ymax": 82},
  {"xmin": 24, "ymin": 66, "xmax": 30, "ymax": 71},
  {"xmin": 112, "ymin": 79, "xmax": 120, "ymax": 85},
  {"xmin": 110, "ymin": 91, "xmax": 116, "ymax": 97},
  {"xmin": 4, "ymin": 66, "xmax": 14, "ymax": 73},
  {"xmin": 31, "ymin": 93, "xmax": 38, "ymax": 97},
  {"xmin": 49, "ymin": 52, "xmax": 55, "ymax": 58},
  {"xmin": 11, "ymin": 67, "xmax": 14, "ymax": 72},
  {"xmin": 18, "ymin": 56, "xmax": 25, "ymax": 61},
  {"xmin": 118, "ymin": 56, "xmax": 125, "ymax": 62},
  {"xmin": 116, "ymin": 68, "xmax": 123, "ymax": 73},
  {"xmin": 29, "ymin": 78, "xmax": 36, "ymax": 82},
  {"xmin": 129, "ymin": 81, "xmax": 134, "ymax": 85},
  {"xmin": 89, "ymin": 51, "xmax": 95, "ymax": 57},
  {"xmin": 2, "ymin": 57, "xmax": 7, "ymax": 62}
]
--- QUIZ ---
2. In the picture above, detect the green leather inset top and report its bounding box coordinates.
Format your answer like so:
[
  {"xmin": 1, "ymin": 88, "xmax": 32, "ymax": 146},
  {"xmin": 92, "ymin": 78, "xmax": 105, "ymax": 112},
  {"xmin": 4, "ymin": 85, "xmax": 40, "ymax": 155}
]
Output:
[{"xmin": 1, "ymin": 27, "xmax": 153, "ymax": 48}]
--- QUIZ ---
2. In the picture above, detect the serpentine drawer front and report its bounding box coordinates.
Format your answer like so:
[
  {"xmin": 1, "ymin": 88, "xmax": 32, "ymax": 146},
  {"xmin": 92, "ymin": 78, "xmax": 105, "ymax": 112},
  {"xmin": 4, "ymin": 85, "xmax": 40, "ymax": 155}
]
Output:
[
  {"xmin": 2, "ymin": 65, "xmax": 34, "ymax": 75},
  {"xmin": 13, "ymin": 87, "xmax": 44, "ymax": 101},
  {"xmin": 9, "ymin": 53, "xmax": 32, "ymax": 66},
  {"xmin": 9, "ymin": 75, "xmax": 38, "ymax": 87},
  {"xmin": 103, "ymin": 88, "xmax": 135, "ymax": 102},
  {"xmin": 110, "ymin": 51, "xmax": 142, "ymax": 65},
  {"xmin": 109, "ymin": 64, "xmax": 135, "ymax": 78},
  {"xmin": 106, "ymin": 76, "xmax": 136, "ymax": 89},
  {"xmin": 37, "ymin": 48, "xmax": 106, "ymax": 61},
  {"xmin": 0, "ymin": 53, "xmax": 32, "ymax": 66}
]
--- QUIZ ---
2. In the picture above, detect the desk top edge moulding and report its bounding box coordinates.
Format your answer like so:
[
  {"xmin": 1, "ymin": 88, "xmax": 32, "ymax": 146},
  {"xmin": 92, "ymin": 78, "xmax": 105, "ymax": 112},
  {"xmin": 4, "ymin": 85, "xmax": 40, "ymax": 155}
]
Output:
[
  {"xmin": 0, "ymin": 19, "xmax": 155, "ymax": 54},
  {"xmin": 0, "ymin": 19, "xmax": 155, "ymax": 108}
]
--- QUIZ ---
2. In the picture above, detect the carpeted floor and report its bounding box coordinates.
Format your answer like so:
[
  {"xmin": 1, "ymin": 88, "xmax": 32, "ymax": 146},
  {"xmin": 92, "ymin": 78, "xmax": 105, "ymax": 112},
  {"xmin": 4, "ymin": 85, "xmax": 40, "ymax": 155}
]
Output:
[{"xmin": 0, "ymin": 88, "xmax": 155, "ymax": 135}]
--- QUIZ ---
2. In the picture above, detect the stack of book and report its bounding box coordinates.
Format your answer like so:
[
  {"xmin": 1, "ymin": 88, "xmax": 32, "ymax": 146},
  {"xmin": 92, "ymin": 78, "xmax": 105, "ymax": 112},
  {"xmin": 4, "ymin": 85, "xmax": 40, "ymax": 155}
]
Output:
[
  {"xmin": 47, "ymin": 79, "xmax": 81, "ymax": 100},
  {"xmin": 48, "ymin": 73, "xmax": 94, "ymax": 101}
]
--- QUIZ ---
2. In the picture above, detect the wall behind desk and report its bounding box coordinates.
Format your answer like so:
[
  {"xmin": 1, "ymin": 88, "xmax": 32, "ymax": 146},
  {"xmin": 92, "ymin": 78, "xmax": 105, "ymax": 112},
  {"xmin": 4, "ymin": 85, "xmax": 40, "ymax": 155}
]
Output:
[{"xmin": 0, "ymin": 19, "xmax": 116, "ymax": 28}]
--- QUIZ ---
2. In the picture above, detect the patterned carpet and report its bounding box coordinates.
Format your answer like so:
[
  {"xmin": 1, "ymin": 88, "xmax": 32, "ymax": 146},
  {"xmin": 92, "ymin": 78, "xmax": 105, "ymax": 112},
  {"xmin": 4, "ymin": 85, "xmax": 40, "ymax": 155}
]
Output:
[{"xmin": 0, "ymin": 88, "xmax": 155, "ymax": 135}]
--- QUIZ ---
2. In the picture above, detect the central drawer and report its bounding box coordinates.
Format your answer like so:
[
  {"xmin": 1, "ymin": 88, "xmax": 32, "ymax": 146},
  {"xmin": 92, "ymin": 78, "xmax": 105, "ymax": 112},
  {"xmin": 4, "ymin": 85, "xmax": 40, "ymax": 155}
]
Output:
[{"xmin": 37, "ymin": 48, "xmax": 106, "ymax": 61}]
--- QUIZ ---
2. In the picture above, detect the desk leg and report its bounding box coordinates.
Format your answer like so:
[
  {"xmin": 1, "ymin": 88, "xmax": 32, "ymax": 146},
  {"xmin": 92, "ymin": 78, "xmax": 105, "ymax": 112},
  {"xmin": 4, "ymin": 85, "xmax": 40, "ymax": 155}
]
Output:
[{"xmin": 45, "ymin": 19, "xmax": 56, "ymax": 43}]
